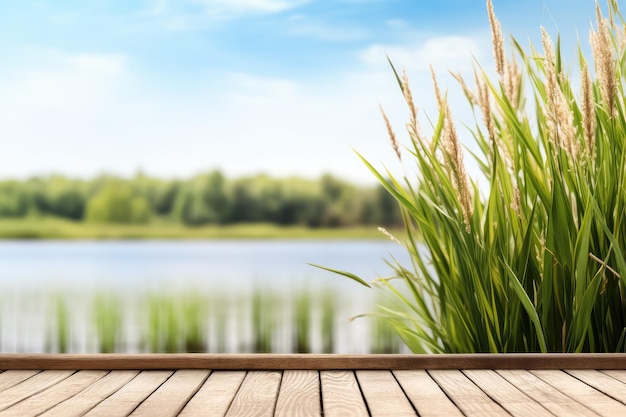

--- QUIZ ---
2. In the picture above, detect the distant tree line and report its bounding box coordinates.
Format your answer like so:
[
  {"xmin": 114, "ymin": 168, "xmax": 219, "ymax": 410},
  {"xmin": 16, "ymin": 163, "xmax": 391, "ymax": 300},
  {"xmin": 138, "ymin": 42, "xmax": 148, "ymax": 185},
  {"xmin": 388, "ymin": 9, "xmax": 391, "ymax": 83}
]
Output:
[{"xmin": 0, "ymin": 171, "xmax": 402, "ymax": 228}]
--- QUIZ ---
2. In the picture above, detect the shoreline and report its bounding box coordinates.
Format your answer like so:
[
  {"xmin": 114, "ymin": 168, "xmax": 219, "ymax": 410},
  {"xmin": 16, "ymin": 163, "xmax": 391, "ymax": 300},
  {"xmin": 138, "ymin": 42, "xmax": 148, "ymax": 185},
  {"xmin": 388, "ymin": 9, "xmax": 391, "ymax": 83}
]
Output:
[{"xmin": 0, "ymin": 218, "xmax": 402, "ymax": 240}]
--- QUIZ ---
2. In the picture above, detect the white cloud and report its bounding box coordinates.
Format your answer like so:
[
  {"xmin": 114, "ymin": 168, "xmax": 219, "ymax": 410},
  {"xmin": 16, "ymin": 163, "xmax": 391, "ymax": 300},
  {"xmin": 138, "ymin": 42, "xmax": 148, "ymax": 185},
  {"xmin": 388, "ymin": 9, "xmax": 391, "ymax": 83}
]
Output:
[
  {"xmin": 191, "ymin": 0, "xmax": 309, "ymax": 15},
  {"xmin": 68, "ymin": 54, "xmax": 126, "ymax": 76},
  {"xmin": 285, "ymin": 15, "xmax": 368, "ymax": 41},
  {"xmin": 360, "ymin": 35, "xmax": 483, "ymax": 71},
  {"xmin": 0, "ymin": 35, "xmax": 493, "ymax": 185}
]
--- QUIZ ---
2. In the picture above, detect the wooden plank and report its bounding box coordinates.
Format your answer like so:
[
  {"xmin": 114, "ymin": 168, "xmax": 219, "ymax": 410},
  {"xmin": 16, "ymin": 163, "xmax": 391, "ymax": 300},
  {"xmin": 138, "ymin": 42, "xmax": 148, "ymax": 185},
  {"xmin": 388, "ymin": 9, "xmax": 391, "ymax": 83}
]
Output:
[
  {"xmin": 428, "ymin": 370, "xmax": 509, "ymax": 416},
  {"xmin": 179, "ymin": 371, "xmax": 246, "ymax": 417},
  {"xmin": 83, "ymin": 371, "xmax": 173, "ymax": 417},
  {"xmin": 0, "ymin": 370, "xmax": 40, "ymax": 393},
  {"xmin": 40, "ymin": 370, "xmax": 140, "ymax": 417},
  {"xmin": 129, "ymin": 370, "xmax": 210, "ymax": 417},
  {"xmin": 356, "ymin": 370, "xmax": 416, "ymax": 416},
  {"xmin": 601, "ymin": 370, "xmax": 626, "ymax": 383},
  {"xmin": 393, "ymin": 370, "xmax": 464, "ymax": 417},
  {"xmin": 320, "ymin": 371, "xmax": 368, "ymax": 417},
  {"xmin": 0, "ymin": 370, "xmax": 107, "ymax": 417},
  {"xmin": 567, "ymin": 369, "xmax": 626, "ymax": 404},
  {"xmin": 2, "ymin": 353, "xmax": 626, "ymax": 370},
  {"xmin": 0, "ymin": 370, "xmax": 74, "ymax": 412},
  {"xmin": 532, "ymin": 370, "xmax": 626, "ymax": 416},
  {"xmin": 225, "ymin": 371, "xmax": 282, "ymax": 417},
  {"xmin": 274, "ymin": 370, "xmax": 321, "ymax": 417},
  {"xmin": 463, "ymin": 369, "xmax": 553, "ymax": 416},
  {"xmin": 497, "ymin": 370, "xmax": 599, "ymax": 417}
]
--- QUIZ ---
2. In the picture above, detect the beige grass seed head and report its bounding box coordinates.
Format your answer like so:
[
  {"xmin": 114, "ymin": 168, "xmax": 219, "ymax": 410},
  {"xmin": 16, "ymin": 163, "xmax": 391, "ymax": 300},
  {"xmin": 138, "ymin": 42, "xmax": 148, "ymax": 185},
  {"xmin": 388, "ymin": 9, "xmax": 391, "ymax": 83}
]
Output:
[
  {"xmin": 441, "ymin": 98, "xmax": 473, "ymax": 232},
  {"xmin": 379, "ymin": 104, "xmax": 401, "ymax": 161},
  {"xmin": 581, "ymin": 62, "xmax": 597, "ymax": 158},
  {"xmin": 487, "ymin": 0, "xmax": 505, "ymax": 77},
  {"xmin": 591, "ymin": 3, "xmax": 617, "ymax": 116}
]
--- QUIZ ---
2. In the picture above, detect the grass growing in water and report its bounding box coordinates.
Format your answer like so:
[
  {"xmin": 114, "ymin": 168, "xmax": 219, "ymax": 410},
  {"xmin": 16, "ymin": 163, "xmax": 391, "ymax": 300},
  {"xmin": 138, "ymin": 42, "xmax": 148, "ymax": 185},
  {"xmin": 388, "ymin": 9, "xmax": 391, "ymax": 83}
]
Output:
[
  {"xmin": 29, "ymin": 288, "xmax": 392, "ymax": 353},
  {"xmin": 47, "ymin": 295, "xmax": 70, "ymax": 353},
  {"xmin": 92, "ymin": 292, "xmax": 122, "ymax": 353},
  {"xmin": 324, "ymin": 0, "xmax": 626, "ymax": 353}
]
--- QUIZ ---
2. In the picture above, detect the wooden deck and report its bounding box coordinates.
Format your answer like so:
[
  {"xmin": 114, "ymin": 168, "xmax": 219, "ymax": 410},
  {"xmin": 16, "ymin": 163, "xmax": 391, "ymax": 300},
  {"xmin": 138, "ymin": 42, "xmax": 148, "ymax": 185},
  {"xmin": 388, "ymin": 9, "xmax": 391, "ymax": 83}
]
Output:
[{"xmin": 1, "ymin": 354, "xmax": 626, "ymax": 416}]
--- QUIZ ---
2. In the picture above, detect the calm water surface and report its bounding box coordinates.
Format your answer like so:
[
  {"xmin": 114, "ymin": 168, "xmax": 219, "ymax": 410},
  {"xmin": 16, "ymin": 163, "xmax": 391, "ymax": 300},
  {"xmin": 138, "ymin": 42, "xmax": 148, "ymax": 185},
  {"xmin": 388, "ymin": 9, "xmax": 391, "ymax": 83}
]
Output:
[
  {"xmin": 0, "ymin": 239, "xmax": 409, "ymax": 290},
  {"xmin": 0, "ymin": 240, "xmax": 412, "ymax": 353}
]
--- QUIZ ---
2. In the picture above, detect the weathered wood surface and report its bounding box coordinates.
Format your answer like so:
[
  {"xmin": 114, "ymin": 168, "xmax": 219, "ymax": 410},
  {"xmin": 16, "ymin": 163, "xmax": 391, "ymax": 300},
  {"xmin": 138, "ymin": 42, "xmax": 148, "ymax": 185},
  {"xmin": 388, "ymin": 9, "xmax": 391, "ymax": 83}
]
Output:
[
  {"xmin": 1, "ymin": 353, "xmax": 626, "ymax": 370},
  {"xmin": 1, "ymin": 355, "xmax": 626, "ymax": 416}
]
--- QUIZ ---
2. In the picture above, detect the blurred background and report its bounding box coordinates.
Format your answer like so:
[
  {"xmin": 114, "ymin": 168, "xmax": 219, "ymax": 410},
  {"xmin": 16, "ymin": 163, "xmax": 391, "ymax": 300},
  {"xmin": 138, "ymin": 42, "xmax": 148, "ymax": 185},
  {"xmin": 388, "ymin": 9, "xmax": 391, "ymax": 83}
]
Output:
[{"xmin": 0, "ymin": 0, "xmax": 600, "ymax": 353}]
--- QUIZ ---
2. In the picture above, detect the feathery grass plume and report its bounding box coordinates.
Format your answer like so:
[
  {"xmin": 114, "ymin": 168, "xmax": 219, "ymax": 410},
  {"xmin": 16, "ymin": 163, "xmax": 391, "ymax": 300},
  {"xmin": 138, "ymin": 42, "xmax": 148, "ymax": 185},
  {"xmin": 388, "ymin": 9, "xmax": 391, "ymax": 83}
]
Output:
[
  {"xmin": 557, "ymin": 86, "xmax": 579, "ymax": 159},
  {"xmin": 474, "ymin": 68, "xmax": 496, "ymax": 145},
  {"xmin": 401, "ymin": 68, "xmax": 420, "ymax": 139},
  {"xmin": 591, "ymin": 3, "xmax": 617, "ymax": 116},
  {"xmin": 542, "ymin": 27, "xmax": 558, "ymax": 105},
  {"xmin": 430, "ymin": 66, "xmax": 444, "ymax": 111},
  {"xmin": 512, "ymin": 183, "xmax": 521, "ymax": 215},
  {"xmin": 379, "ymin": 104, "xmax": 401, "ymax": 161},
  {"xmin": 377, "ymin": 226, "xmax": 401, "ymax": 244},
  {"xmin": 581, "ymin": 61, "xmax": 597, "ymax": 158},
  {"xmin": 541, "ymin": 27, "xmax": 564, "ymax": 155},
  {"xmin": 442, "ymin": 97, "xmax": 473, "ymax": 232},
  {"xmin": 540, "ymin": 28, "xmax": 578, "ymax": 159},
  {"xmin": 451, "ymin": 70, "xmax": 478, "ymax": 106},
  {"xmin": 320, "ymin": 0, "xmax": 626, "ymax": 354},
  {"xmin": 503, "ymin": 50, "xmax": 521, "ymax": 107},
  {"xmin": 487, "ymin": 0, "xmax": 505, "ymax": 77},
  {"xmin": 609, "ymin": 0, "xmax": 626, "ymax": 54},
  {"xmin": 475, "ymin": 65, "xmax": 515, "ymax": 174}
]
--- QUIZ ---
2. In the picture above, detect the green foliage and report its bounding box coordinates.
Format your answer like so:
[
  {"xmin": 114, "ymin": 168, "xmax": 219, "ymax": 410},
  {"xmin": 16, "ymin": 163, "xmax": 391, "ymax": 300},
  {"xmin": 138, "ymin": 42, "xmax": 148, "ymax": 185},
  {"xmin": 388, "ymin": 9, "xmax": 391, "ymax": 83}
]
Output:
[
  {"xmin": 86, "ymin": 181, "xmax": 151, "ymax": 224},
  {"xmin": 47, "ymin": 296, "xmax": 70, "ymax": 353},
  {"xmin": 332, "ymin": 1, "xmax": 626, "ymax": 353},
  {"xmin": 251, "ymin": 290, "xmax": 276, "ymax": 353},
  {"xmin": 0, "ymin": 171, "xmax": 402, "ymax": 229},
  {"xmin": 92, "ymin": 293, "xmax": 122, "ymax": 353},
  {"xmin": 294, "ymin": 290, "xmax": 311, "ymax": 353}
]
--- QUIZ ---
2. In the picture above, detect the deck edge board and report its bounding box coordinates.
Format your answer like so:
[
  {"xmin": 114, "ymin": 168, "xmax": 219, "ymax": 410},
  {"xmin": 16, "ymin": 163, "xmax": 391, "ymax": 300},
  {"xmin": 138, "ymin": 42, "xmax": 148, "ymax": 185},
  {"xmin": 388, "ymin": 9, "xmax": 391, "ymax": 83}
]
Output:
[{"xmin": 1, "ymin": 354, "xmax": 626, "ymax": 370}]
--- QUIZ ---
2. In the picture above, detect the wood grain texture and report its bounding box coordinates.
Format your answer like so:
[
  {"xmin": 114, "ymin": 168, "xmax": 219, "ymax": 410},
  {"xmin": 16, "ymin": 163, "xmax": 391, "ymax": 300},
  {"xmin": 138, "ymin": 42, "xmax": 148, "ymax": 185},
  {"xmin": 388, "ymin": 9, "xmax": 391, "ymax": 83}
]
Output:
[
  {"xmin": 0, "ymin": 370, "xmax": 74, "ymax": 412},
  {"xmin": 601, "ymin": 370, "xmax": 626, "ymax": 383},
  {"xmin": 274, "ymin": 370, "xmax": 320, "ymax": 417},
  {"xmin": 0, "ymin": 370, "xmax": 40, "ymax": 393},
  {"xmin": 463, "ymin": 369, "xmax": 553, "ymax": 417},
  {"xmin": 129, "ymin": 370, "xmax": 210, "ymax": 417},
  {"xmin": 2, "ymin": 353, "xmax": 626, "ymax": 370},
  {"xmin": 393, "ymin": 370, "xmax": 463, "ymax": 417},
  {"xmin": 0, "ymin": 370, "xmax": 106, "ymax": 417},
  {"xmin": 497, "ymin": 370, "xmax": 599, "ymax": 417},
  {"xmin": 320, "ymin": 371, "xmax": 368, "ymax": 417},
  {"xmin": 40, "ymin": 370, "xmax": 139, "ymax": 417},
  {"xmin": 356, "ymin": 370, "xmax": 416, "ymax": 416},
  {"xmin": 428, "ymin": 370, "xmax": 509, "ymax": 417},
  {"xmin": 532, "ymin": 370, "xmax": 626, "ymax": 416},
  {"xmin": 225, "ymin": 371, "xmax": 282, "ymax": 417},
  {"xmin": 567, "ymin": 369, "xmax": 626, "ymax": 404},
  {"xmin": 179, "ymin": 371, "xmax": 246, "ymax": 417},
  {"xmin": 83, "ymin": 370, "xmax": 173, "ymax": 417}
]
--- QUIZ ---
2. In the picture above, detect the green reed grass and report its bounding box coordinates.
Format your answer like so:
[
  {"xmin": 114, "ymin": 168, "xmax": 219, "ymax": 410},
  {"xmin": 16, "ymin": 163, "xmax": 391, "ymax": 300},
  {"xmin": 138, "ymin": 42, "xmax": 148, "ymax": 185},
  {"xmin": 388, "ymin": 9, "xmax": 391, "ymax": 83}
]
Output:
[
  {"xmin": 27, "ymin": 288, "xmax": 393, "ymax": 353},
  {"xmin": 47, "ymin": 295, "xmax": 70, "ymax": 353},
  {"xmin": 92, "ymin": 292, "xmax": 122, "ymax": 353},
  {"xmin": 370, "ymin": 313, "xmax": 402, "ymax": 354},
  {"xmin": 320, "ymin": 289, "xmax": 335, "ymax": 353},
  {"xmin": 324, "ymin": 0, "xmax": 626, "ymax": 353},
  {"xmin": 294, "ymin": 290, "xmax": 312, "ymax": 353},
  {"xmin": 251, "ymin": 290, "xmax": 276, "ymax": 353}
]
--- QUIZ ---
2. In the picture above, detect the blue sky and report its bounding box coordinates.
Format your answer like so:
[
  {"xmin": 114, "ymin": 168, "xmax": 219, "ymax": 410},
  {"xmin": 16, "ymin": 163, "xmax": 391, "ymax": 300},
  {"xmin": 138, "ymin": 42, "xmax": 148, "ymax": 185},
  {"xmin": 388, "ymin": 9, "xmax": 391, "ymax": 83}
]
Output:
[{"xmin": 0, "ymin": 0, "xmax": 602, "ymax": 182}]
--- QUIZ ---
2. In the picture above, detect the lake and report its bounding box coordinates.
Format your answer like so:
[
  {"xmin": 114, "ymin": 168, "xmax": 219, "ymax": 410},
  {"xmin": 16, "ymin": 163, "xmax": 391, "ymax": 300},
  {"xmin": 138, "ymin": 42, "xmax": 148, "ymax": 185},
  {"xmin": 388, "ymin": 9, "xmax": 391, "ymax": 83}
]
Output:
[{"xmin": 0, "ymin": 240, "xmax": 412, "ymax": 354}]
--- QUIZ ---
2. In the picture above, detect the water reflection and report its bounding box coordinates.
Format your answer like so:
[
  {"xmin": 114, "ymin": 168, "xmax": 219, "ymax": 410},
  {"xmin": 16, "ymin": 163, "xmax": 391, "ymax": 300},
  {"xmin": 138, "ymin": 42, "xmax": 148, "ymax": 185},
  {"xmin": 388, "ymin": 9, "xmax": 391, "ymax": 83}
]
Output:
[{"xmin": 0, "ymin": 240, "xmax": 411, "ymax": 353}]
